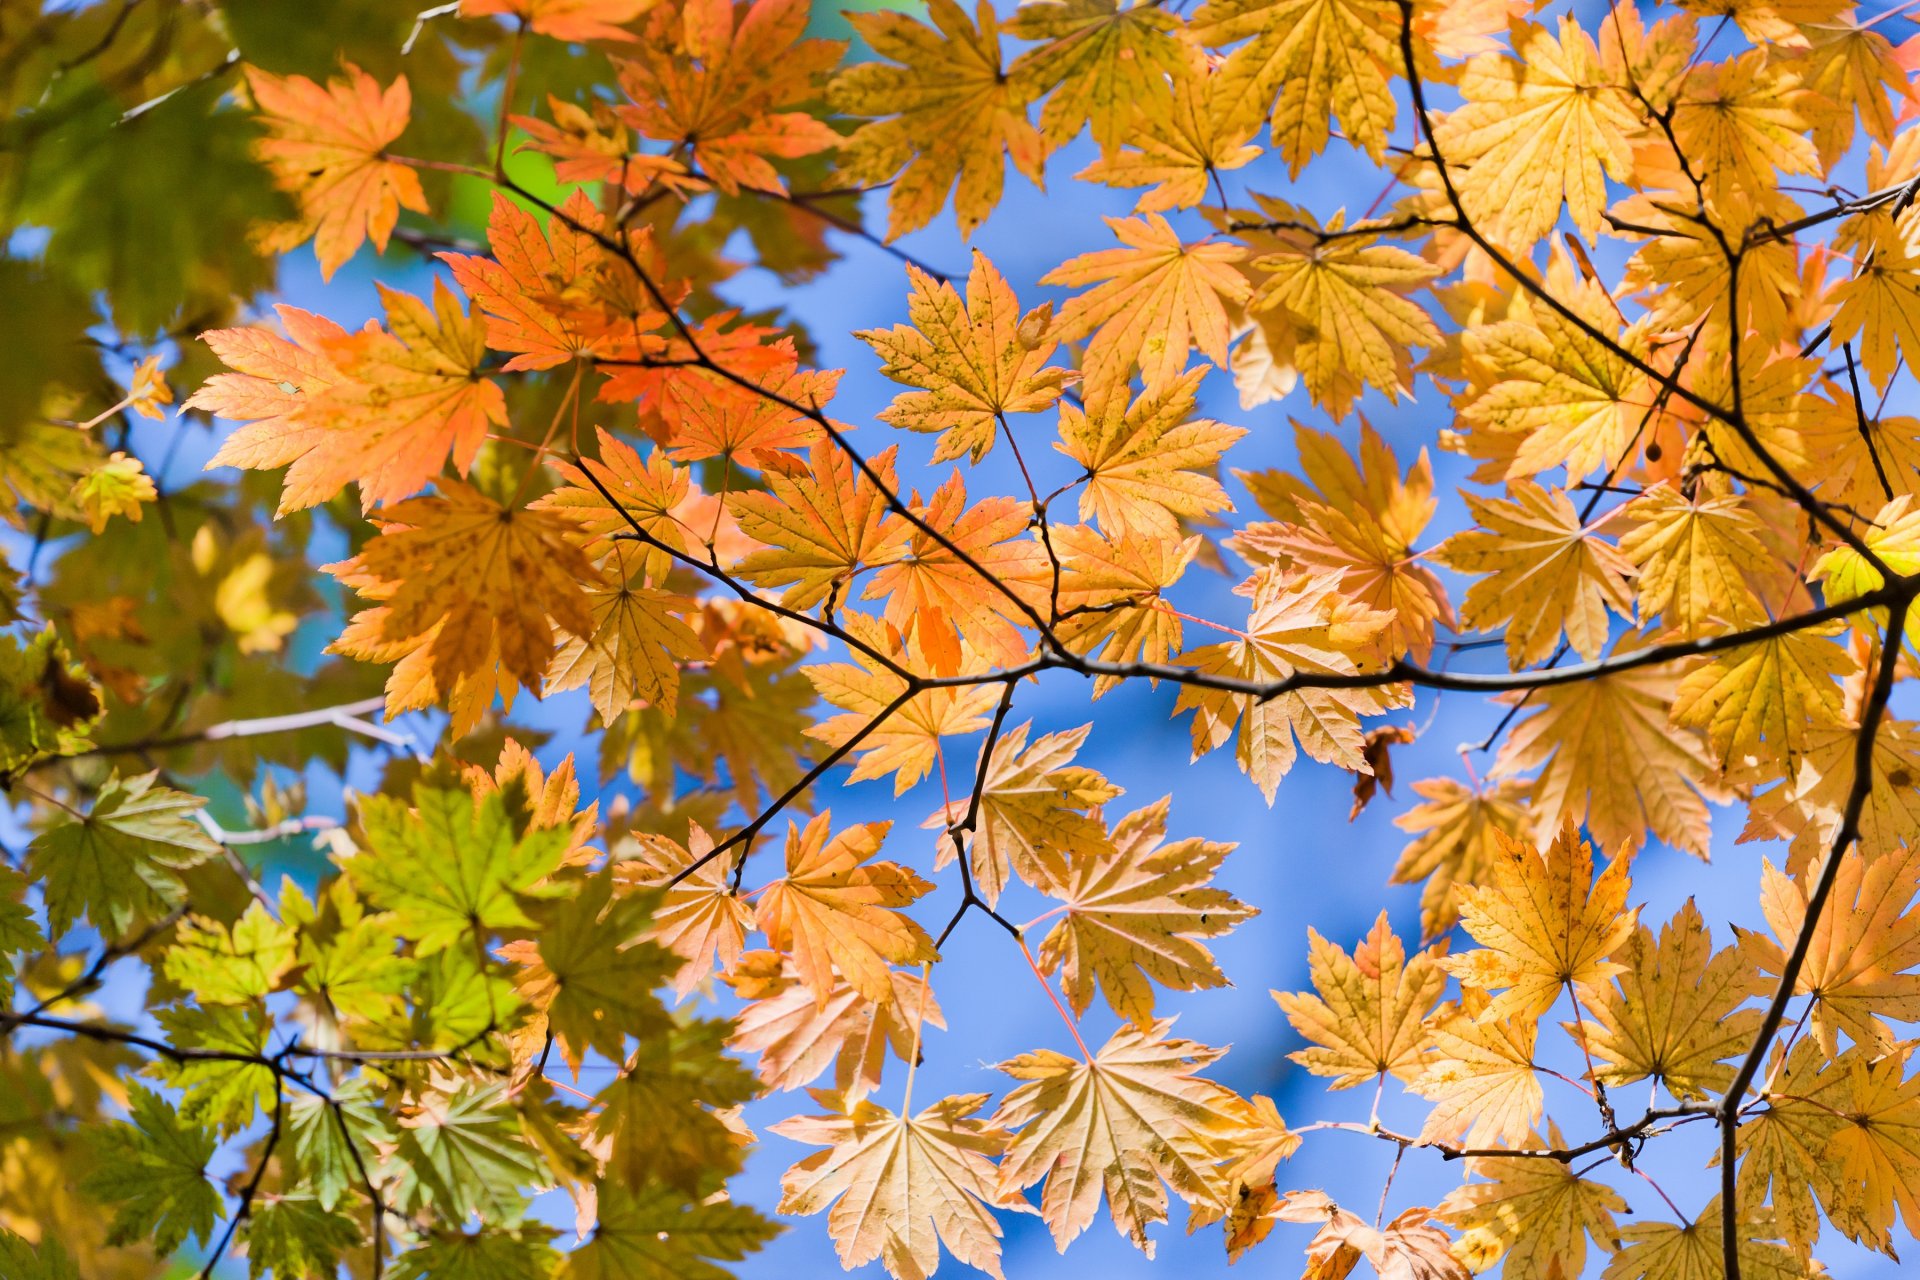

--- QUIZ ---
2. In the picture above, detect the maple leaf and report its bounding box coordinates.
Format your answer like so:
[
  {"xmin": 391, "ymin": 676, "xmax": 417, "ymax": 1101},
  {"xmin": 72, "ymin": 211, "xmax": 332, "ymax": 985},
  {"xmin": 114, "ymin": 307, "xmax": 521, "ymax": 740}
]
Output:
[
  {"xmin": 992, "ymin": 1020, "xmax": 1246, "ymax": 1254},
  {"xmin": 1433, "ymin": 18, "xmax": 1636, "ymax": 249},
  {"xmin": 1034, "ymin": 797, "xmax": 1256, "ymax": 1027},
  {"xmin": 243, "ymin": 64, "xmax": 426, "ymax": 280},
  {"xmin": 1833, "ymin": 205, "xmax": 1920, "ymax": 391},
  {"xmin": 1005, "ymin": 0, "xmax": 1187, "ymax": 149},
  {"xmin": 1740, "ymin": 846, "xmax": 1920, "ymax": 1057},
  {"xmin": 926, "ymin": 720, "xmax": 1121, "ymax": 905},
  {"xmin": 804, "ymin": 615, "xmax": 1000, "ymax": 795},
  {"xmin": 773, "ymin": 1092, "xmax": 1034, "ymax": 1280},
  {"xmin": 856, "ymin": 251, "xmax": 1073, "ymax": 464},
  {"xmin": 1438, "ymin": 1129, "xmax": 1628, "ymax": 1280},
  {"xmin": 1494, "ymin": 644, "xmax": 1723, "ymax": 858},
  {"xmin": 1174, "ymin": 567, "xmax": 1409, "ymax": 804},
  {"xmin": 1391, "ymin": 776, "xmax": 1533, "ymax": 941},
  {"xmin": 1056, "ymin": 368, "xmax": 1245, "ymax": 541},
  {"xmin": 81, "ymin": 1085, "xmax": 220, "ymax": 1256},
  {"xmin": 1074, "ymin": 51, "xmax": 1262, "ymax": 213},
  {"xmin": 1411, "ymin": 988, "xmax": 1544, "ymax": 1150},
  {"xmin": 462, "ymin": 0, "xmax": 652, "ymax": 41},
  {"xmin": 619, "ymin": 825, "xmax": 755, "ymax": 996},
  {"xmin": 1670, "ymin": 621, "xmax": 1855, "ymax": 774},
  {"xmin": 1444, "ymin": 823, "xmax": 1638, "ymax": 1023},
  {"xmin": 754, "ymin": 813, "xmax": 937, "ymax": 1006},
  {"xmin": 163, "ymin": 901, "xmax": 295, "ymax": 1006},
  {"xmin": 1571, "ymin": 898, "xmax": 1764, "ymax": 1100},
  {"xmin": 505, "ymin": 872, "xmax": 673, "ymax": 1073},
  {"xmin": 440, "ymin": 190, "xmax": 665, "ymax": 373},
  {"xmin": 730, "ymin": 960, "xmax": 944, "ymax": 1101},
  {"xmin": 347, "ymin": 779, "xmax": 572, "ymax": 955},
  {"xmin": 1050, "ymin": 523, "xmax": 1199, "ymax": 694},
  {"xmin": 557, "ymin": 1181, "xmax": 777, "ymax": 1280},
  {"xmin": 1187, "ymin": 0, "xmax": 1398, "ymax": 173},
  {"xmin": 1618, "ymin": 484, "xmax": 1776, "ymax": 637},
  {"xmin": 1272, "ymin": 1191, "xmax": 1471, "ymax": 1280},
  {"xmin": 831, "ymin": 0, "xmax": 1045, "ymax": 239},
  {"xmin": 1041, "ymin": 214, "xmax": 1250, "ymax": 390},
  {"xmin": 1671, "ymin": 51, "xmax": 1821, "ymax": 207},
  {"xmin": 534, "ymin": 429, "xmax": 691, "ymax": 579},
  {"xmin": 546, "ymin": 575, "xmax": 704, "ymax": 723},
  {"xmin": 1275, "ymin": 910, "xmax": 1445, "ymax": 1089},
  {"xmin": 1458, "ymin": 260, "xmax": 1652, "ymax": 481},
  {"xmin": 28, "ymin": 771, "xmax": 219, "ymax": 937},
  {"xmin": 1246, "ymin": 211, "xmax": 1441, "ymax": 414},
  {"xmin": 862, "ymin": 471, "xmax": 1048, "ymax": 672},
  {"xmin": 326, "ymin": 482, "xmax": 601, "ymax": 697},
  {"xmin": 1437, "ymin": 480, "xmax": 1636, "ymax": 668},
  {"xmin": 727, "ymin": 442, "xmax": 910, "ymax": 611},
  {"xmin": 1234, "ymin": 421, "xmax": 1452, "ymax": 662},
  {"xmin": 1601, "ymin": 1198, "xmax": 1810, "ymax": 1280},
  {"xmin": 616, "ymin": 0, "xmax": 844, "ymax": 195},
  {"xmin": 196, "ymin": 281, "xmax": 505, "ymax": 513}
]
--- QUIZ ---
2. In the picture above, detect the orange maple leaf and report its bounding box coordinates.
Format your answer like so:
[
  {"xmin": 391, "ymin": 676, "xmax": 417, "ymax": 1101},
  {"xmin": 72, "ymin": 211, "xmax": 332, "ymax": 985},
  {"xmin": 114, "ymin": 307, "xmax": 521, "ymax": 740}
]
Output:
[{"xmin": 244, "ymin": 63, "xmax": 427, "ymax": 280}]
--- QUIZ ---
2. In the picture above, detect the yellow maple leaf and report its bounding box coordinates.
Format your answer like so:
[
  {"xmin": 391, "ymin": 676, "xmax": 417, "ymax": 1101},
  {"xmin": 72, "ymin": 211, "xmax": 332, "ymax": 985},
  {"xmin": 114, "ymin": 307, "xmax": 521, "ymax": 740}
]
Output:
[
  {"xmin": 1075, "ymin": 53, "xmax": 1263, "ymax": 213},
  {"xmin": 1618, "ymin": 484, "xmax": 1775, "ymax": 638},
  {"xmin": 1437, "ymin": 480, "xmax": 1636, "ymax": 668},
  {"xmin": 773, "ymin": 1092, "xmax": 1034, "ymax": 1280},
  {"xmin": 1494, "ymin": 648, "xmax": 1723, "ymax": 859},
  {"xmin": 1042, "ymin": 213, "xmax": 1250, "ymax": 390},
  {"xmin": 1391, "ymin": 776, "xmax": 1533, "ymax": 942},
  {"xmin": 1055, "ymin": 368, "xmax": 1245, "ymax": 541},
  {"xmin": 1571, "ymin": 898, "xmax": 1765, "ymax": 1100},
  {"xmin": 1444, "ymin": 822, "xmax": 1638, "ymax": 1023},
  {"xmin": 804, "ymin": 615, "xmax": 1001, "ymax": 795},
  {"xmin": 1670, "ymin": 622, "xmax": 1856, "ymax": 775},
  {"xmin": 1602, "ymin": 1197, "xmax": 1817, "ymax": 1280},
  {"xmin": 925, "ymin": 720, "xmax": 1121, "ymax": 905},
  {"xmin": 1411, "ymin": 988, "xmax": 1544, "ymax": 1150},
  {"xmin": 1275, "ymin": 910, "xmax": 1445, "ymax": 1089},
  {"xmin": 1433, "ymin": 17, "xmax": 1637, "ymax": 249},
  {"xmin": 1670, "ymin": 51, "xmax": 1821, "ymax": 208},
  {"xmin": 831, "ymin": 0, "xmax": 1045, "ymax": 239},
  {"xmin": 1174, "ymin": 567, "xmax": 1409, "ymax": 804},
  {"xmin": 1247, "ymin": 211, "xmax": 1440, "ymax": 415},
  {"xmin": 1050, "ymin": 523, "xmax": 1200, "ymax": 695},
  {"xmin": 1005, "ymin": 0, "xmax": 1188, "ymax": 149},
  {"xmin": 1458, "ymin": 260, "xmax": 1652, "ymax": 481},
  {"xmin": 1741, "ymin": 846, "xmax": 1920, "ymax": 1057},
  {"xmin": 325, "ymin": 482, "xmax": 601, "ymax": 700},
  {"xmin": 991, "ymin": 1021, "xmax": 1247, "ymax": 1254},
  {"xmin": 1187, "ymin": 0, "xmax": 1399, "ymax": 173},
  {"xmin": 858, "ymin": 251, "xmax": 1074, "ymax": 465},
  {"xmin": 728, "ymin": 442, "xmax": 912, "ymax": 611},
  {"xmin": 619, "ymin": 824, "xmax": 756, "ymax": 997},
  {"xmin": 729, "ymin": 960, "xmax": 944, "ymax": 1101},
  {"xmin": 1035, "ymin": 797, "xmax": 1256, "ymax": 1027},
  {"xmin": 1438, "ymin": 1130, "xmax": 1627, "ymax": 1280},
  {"xmin": 753, "ymin": 814, "xmax": 938, "ymax": 1006}
]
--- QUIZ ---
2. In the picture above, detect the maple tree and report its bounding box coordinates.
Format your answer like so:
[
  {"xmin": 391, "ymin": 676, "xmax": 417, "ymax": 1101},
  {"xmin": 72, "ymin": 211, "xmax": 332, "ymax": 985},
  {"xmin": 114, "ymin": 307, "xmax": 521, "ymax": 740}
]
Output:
[{"xmin": 12, "ymin": 0, "xmax": 1920, "ymax": 1277}]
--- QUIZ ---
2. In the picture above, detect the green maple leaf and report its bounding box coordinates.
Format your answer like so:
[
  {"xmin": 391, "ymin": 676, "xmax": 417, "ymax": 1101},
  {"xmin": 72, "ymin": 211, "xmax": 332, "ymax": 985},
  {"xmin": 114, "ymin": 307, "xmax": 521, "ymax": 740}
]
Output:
[
  {"xmin": 82, "ymin": 1084, "xmax": 222, "ymax": 1255},
  {"xmin": 392, "ymin": 1225, "xmax": 562, "ymax": 1279},
  {"xmin": 286, "ymin": 1078, "xmax": 394, "ymax": 1213},
  {"xmin": 0, "ymin": 1230, "xmax": 77, "ymax": 1280},
  {"xmin": 593, "ymin": 1019, "xmax": 760, "ymax": 1197},
  {"xmin": 523, "ymin": 873, "xmax": 674, "ymax": 1073},
  {"xmin": 28, "ymin": 771, "xmax": 218, "ymax": 937},
  {"xmin": 394, "ymin": 1082, "xmax": 542, "ymax": 1224},
  {"xmin": 163, "ymin": 900, "xmax": 297, "ymax": 1005},
  {"xmin": 0, "ymin": 866, "xmax": 42, "ymax": 1004},
  {"xmin": 242, "ymin": 1194, "xmax": 362, "ymax": 1279},
  {"xmin": 347, "ymin": 780, "xmax": 571, "ymax": 954},
  {"xmin": 558, "ymin": 1182, "xmax": 779, "ymax": 1280},
  {"xmin": 152, "ymin": 1002, "xmax": 277, "ymax": 1136},
  {"xmin": 0, "ymin": 627, "xmax": 101, "ymax": 778}
]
